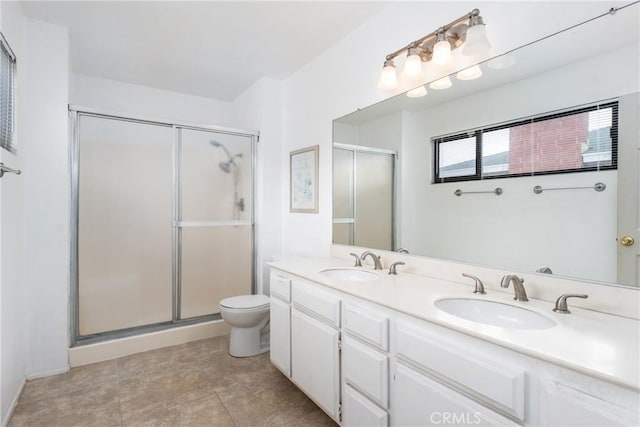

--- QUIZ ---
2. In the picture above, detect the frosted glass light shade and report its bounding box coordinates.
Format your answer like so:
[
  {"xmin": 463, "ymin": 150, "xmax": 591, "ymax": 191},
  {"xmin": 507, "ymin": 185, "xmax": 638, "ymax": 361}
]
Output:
[
  {"xmin": 406, "ymin": 86, "xmax": 427, "ymax": 98},
  {"xmin": 403, "ymin": 51, "xmax": 423, "ymax": 78},
  {"xmin": 456, "ymin": 65, "xmax": 482, "ymax": 81},
  {"xmin": 463, "ymin": 24, "xmax": 491, "ymax": 57},
  {"xmin": 433, "ymin": 40, "xmax": 452, "ymax": 65},
  {"xmin": 377, "ymin": 62, "xmax": 398, "ymax": 90},
  {"xmin": 429, "ymin": 76, "xmax": 452, "ymax": 90}
]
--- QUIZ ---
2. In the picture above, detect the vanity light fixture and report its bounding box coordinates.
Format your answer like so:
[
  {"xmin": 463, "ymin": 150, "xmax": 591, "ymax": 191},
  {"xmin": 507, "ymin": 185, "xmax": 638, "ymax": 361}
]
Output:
[
  {"xmin": 377, "ymin": 8, "xmax": 491, "ymax": 90},
  {"xmin": 377, "ymin": 59, "xmax": 399, "ymax": 90},
  {"xmin": 432, "ymin": 31, "xmax": 453, "ymax": 65},
  {"xmin": 462, "ymin": 14, "xmax": 491, "ymax": 56},
  {"xmin": 403, "ymin": 46, "xmax": 423, "ymax": 78}
]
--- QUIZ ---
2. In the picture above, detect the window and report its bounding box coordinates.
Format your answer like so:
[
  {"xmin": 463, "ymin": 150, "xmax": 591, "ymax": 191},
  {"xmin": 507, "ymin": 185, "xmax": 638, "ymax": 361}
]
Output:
[
  {"xmin": 0, "ymin": 31, "xmax": 16, "ymax": 154},
  {"xmin": 433, "ymin": 101, "xmax": 618, "ymax": 183}
]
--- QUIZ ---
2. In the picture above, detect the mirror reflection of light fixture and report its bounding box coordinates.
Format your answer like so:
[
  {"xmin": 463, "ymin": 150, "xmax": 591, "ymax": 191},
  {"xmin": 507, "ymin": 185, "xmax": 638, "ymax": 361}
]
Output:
[
  {"xmin": 406, "ymin": 85, "xmax": 428, "ymax": 98},
  {"xmin": 488, "ymin": 54, "xmax": 517, "ymax": 70},
  {"xmin": 377, "ymin": 59, "xmax": 398, "ymax": 89},
  {"xmin": 456, "ymin": 64, "xmax": 483, "ymax": 80},
  {"xmin": 429, "ymin": 76, "xmax": 453, "ymax": 90},
  {"xmin": 377, "ymin": 8, "xmax": 490, "ymax": 90}
]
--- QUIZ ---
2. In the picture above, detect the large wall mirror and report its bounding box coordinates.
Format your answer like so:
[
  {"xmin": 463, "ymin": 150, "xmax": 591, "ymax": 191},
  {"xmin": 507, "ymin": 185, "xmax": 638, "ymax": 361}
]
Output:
[{"xmin": 332, "ymin": 3, "xmax": 640, "ymax": 288}]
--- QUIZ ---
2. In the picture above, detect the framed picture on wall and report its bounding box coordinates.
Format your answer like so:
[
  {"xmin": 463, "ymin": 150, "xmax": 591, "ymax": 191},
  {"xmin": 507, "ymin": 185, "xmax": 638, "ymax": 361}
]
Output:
[{"xmin": 290, "ymin": 145, "xmax": 319, "ymax": 213}]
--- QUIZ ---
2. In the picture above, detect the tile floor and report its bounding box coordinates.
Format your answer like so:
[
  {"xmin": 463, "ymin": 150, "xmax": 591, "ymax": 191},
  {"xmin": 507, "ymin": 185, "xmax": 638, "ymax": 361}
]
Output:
[{"xmin": 9, "ymin": 335, "xmax": 337, "ymax": 427}]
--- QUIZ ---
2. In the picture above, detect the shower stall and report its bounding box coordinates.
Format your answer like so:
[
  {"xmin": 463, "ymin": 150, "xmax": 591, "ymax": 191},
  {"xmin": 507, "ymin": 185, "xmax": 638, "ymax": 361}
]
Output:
[{"xmin": 69, "ymin": 107, "xmax": 258, "ymax": 345}]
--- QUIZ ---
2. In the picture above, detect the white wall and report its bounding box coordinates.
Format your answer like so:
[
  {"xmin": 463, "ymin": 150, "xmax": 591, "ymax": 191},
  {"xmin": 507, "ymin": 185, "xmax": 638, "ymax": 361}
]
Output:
[
  {"xmin": 0, "ymin": 1, "xmax": 27, "ymax": 423},
  {"xmin": 70, "ymin": 73, "xmax": 235, "ymax": 126},
  {"xmin": 231, "ymin": 77, "xmax": 285, "ymax": 296},
  {"xmin": 280, "ymin": 1, "xmax": 624, "ymax": 258},
  {"xmin": 23, "ymin": 19, "xmax": 70, "ymax": 379}
]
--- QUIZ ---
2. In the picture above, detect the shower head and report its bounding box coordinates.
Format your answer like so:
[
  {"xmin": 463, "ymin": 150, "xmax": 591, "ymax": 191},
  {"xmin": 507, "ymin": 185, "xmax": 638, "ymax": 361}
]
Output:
[
  {"xmin": 218, "ymin": 153, "xmax": 243, "ymax": 173},
  {"xmin": 219, "ymin": 161, "xmax": 232, "ymax": 173},
  {"xmin": 210, "ymin": 140, "xmax": 242, "ymax": 172}
]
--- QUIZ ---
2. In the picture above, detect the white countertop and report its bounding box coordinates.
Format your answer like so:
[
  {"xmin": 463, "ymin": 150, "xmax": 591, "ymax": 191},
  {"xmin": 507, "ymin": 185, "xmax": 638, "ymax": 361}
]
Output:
[{"xmin": 270, "ymin": 257, "xmax": 640, "ymax": 392}]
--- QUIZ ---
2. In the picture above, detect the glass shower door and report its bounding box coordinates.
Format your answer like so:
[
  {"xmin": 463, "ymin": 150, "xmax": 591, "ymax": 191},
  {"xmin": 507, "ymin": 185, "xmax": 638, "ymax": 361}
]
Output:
[
  {"xmin": 177, "ymin": 128, "xmax": 254, "ymax": 319},
  {"xmin": 77, "ymin": 115, "xmax": 174, "ymax": 335}
]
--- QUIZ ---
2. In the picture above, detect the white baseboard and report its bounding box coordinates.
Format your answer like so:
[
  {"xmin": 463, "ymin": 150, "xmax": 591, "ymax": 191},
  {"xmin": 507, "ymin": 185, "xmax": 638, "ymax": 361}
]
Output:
[
  {"xmin": 69, "ymin": 320, "xmax": 230, "ymax": 367},
  {"xmin": 2, "ymin": 378, "xmax": 26, "ymax": 427},
  {"xmin": 26, "ymin": 366, "xmax": 70, "ymax": 380}
]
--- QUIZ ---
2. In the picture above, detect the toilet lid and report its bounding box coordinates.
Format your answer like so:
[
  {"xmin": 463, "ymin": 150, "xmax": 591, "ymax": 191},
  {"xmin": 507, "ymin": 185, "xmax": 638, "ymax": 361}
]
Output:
[{"xmin": 220, "ymin": 294, "xmax": 270, "ymax": 310}]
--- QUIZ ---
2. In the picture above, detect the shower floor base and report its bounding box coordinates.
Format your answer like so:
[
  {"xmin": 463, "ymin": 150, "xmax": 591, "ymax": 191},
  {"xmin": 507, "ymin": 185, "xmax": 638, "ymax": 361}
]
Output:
[{"xmin": 69, "ymin": 319, "xmax": 230, "ymax": 367}]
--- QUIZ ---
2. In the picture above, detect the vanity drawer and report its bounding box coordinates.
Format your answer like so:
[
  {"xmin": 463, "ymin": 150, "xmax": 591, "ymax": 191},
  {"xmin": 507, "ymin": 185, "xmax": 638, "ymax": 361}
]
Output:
[
  {"xmin": 343, "ymin": 336, "xmax": 389, "ymax": 409},
  {"xmin": 343, "ymin": 385, "xmax": 388, "ymax": 427},
  {"xmin": 270, "ymin": 271, "xmax": 291, "ymax": 302},
  {"xmin": 343, "ymin": 303, "xmax": 389, "ymax": 351},
  {"xmin": 292, "ymin": 280, "xmax": 341, "ymax": 327},
  {"xmin": 396, "ymin": 321, "xmax": 526, "ymax": 421}
]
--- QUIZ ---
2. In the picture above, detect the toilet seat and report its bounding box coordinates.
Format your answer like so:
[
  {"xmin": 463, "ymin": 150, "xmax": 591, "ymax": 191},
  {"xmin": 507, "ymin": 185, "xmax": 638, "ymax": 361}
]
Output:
[{"xmin": 220, "ymin": 294, "xmax": 269, "ymax": 310}]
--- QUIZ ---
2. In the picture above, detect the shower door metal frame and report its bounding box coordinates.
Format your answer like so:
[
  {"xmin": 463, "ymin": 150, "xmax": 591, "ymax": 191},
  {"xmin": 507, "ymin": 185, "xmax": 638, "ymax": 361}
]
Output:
[{"xmin": 69, "ymin": 105, "xmax": 259, "ymax": 347}]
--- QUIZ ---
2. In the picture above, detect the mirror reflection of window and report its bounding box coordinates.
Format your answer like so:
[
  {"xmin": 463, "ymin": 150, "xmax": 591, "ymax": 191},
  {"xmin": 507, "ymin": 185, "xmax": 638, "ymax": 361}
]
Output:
[{"xmin": 433, "ymin": 102, "xmax": 617, "ymax": 182}]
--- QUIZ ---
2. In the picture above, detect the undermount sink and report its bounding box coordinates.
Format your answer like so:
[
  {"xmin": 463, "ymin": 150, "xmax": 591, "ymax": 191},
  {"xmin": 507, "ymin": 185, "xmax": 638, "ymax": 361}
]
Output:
[
  {"xmin": 434, "ymin": 298, "xmax": 556, "ymax": 330},
  {"xmin": 319, "ymin": 268, "xmax": 379, "ymax": 282}
]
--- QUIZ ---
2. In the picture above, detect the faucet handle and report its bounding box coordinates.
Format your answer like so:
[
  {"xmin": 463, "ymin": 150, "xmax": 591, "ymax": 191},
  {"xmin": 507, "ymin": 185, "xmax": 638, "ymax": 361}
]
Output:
[
  {"xmin": 462, "ymin": 273, "xmax": 486, "ymax": 294},
  {"xmin": 388, "ymin": 261, "xmax": 405, "ymax": 275},
  {"xmin": 553, "ymin": 294, "xmax": 588, "ymax": 314},
  {"xmin": 349, "ymin": 253, "xmax": 362, "ymax": 267}
]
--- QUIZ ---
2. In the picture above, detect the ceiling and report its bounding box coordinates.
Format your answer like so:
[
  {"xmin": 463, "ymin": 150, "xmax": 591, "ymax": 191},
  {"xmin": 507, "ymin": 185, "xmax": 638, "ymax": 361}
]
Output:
[{"xmin": 21, "ymin": 1, "xmax": 388, "ymax": 101}]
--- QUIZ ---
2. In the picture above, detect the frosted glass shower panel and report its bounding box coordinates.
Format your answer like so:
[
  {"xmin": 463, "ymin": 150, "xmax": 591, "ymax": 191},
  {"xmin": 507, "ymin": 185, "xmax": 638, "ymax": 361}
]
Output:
[
  {"xmin": 354, "ymin": 151, "xmax": 393, "ymax": 250},
  {"xmin": 180, "ymin": 128, "xmax": 253, "ymax": 222},
  {"xmin": 333, "ymin": 148, "xmax": 354, "ymax": 219},
  {"xmin": 78, "ymin": 116, "xmax": 173, "ymax": 335},
  {"xmin": 180, "ymin": 225, "xmax": 253, "ymax": 318}
]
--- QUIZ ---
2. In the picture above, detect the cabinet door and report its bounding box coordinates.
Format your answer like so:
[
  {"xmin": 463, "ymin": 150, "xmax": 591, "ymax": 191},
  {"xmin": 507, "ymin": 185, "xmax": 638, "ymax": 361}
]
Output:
[
  {"xmin": 392, "ymin": 364, "xmax": 518, "ymax": 427},
  {"xmin": 291, "ymin": 308, "xmax": 340, "ymax": 421},
  {"xmin": 344, "ymin": 385, "xmax": 388, "ymax": 427},
  {"xmin": 540, "ymin": 381, "xmax": 640, "ymax": 426},
  {"xmin": 269, "ymin": 297, "xmax": 291, "ymax": 376}
]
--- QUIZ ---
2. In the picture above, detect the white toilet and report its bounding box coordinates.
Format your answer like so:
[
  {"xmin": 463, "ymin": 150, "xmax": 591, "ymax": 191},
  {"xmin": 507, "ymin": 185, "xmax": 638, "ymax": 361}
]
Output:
[{"xmin": 219, "ymin": 294, "xmax": 270, "ymax": 357}]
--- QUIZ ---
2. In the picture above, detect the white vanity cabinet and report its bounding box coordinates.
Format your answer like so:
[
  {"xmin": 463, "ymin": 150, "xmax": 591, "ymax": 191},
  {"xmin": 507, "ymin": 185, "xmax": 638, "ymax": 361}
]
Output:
[
  {"xmin": 269, "ymin": 265, "xmax": 640, "ymax": 427},
  {"xmin": 537, "ymin": 366, "xmax": 640, "ymax": 426},
  {"xmin": 291, "ymin": 279, "xmax": 342, "ymax": 422},
  {"xmin": 342, "ymin": 303, "xmax": 390, "ymax": 426},
  {"xmin": 269, "ymin": 271, "xmax": 292, "ymax": 376},
  {"xmin": 393, "ymin": 319, "xmax": 527, "ymax": 425},
  {"xmin": 393, "ymin": 363, "xmax": 518, "ymax": 427}
]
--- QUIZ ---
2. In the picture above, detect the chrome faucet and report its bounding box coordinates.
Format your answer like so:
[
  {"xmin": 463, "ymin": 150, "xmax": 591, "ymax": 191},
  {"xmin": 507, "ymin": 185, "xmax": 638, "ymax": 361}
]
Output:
[
  {"xmin": 361, "ymin": 251, "xmax": 383, "ymax": 270},
  {"xmin": 536, "ymin": 266, "xmax": 553, "ymax": 274},
  {"xmin": 500, "ymin": 275, "xmax": 528, "ymax": 301},
  {"xmin": 396, "ymin": 248, "xmax": 410, "ymax": 254},
  {"xmin": 349, "ymin": 253, "xmax": 362, "ymax": 267}
]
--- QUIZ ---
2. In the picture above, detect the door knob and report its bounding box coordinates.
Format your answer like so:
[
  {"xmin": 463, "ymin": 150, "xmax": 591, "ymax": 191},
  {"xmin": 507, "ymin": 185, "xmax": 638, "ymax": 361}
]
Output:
[{"xmin": 620, "ymin": 236, "xmax": 635, "ymax": 247}]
